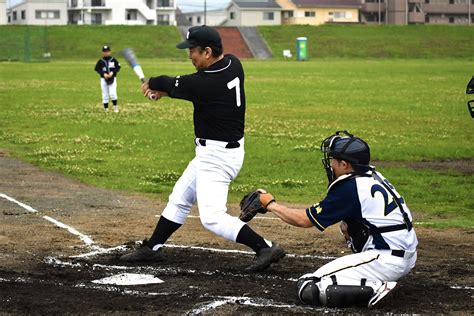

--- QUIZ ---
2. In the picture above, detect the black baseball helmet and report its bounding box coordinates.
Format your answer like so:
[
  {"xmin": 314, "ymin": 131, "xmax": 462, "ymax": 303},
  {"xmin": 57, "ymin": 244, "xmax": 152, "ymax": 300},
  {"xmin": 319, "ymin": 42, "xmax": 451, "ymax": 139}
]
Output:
[{"xmin": 320, "ymin": 131, "xmax": 370, "ymax": 184}]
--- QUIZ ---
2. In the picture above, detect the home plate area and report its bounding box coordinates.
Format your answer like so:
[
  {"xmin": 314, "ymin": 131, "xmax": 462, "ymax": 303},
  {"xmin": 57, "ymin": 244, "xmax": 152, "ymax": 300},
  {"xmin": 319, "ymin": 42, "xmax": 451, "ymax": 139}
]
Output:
[{"xmin": 3, "ymin": 244, "xmax": 323, "ymax": 314}]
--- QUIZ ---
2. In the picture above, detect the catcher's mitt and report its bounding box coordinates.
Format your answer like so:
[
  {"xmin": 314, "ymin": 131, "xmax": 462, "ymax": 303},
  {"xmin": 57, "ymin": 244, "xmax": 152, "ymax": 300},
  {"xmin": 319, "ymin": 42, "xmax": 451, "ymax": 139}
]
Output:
[
  {"xmin": 106, "ymin": 77, "xmax": 115, "ymax": 85},
  {"xmin": 239, "ymin": 190, "xmax": 275, "ymax": 222}
]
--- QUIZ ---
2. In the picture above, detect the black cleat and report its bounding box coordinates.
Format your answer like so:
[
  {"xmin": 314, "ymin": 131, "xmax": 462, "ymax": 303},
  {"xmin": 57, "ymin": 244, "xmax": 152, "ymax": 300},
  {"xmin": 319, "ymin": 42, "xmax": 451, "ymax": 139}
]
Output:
[
  {"xmin": 120, "ymin": 239, "xmax": 163, "ymax": 263},
  {"xmin": 246, "ymin": 242, "xmax": 286, "ymax": 272}
]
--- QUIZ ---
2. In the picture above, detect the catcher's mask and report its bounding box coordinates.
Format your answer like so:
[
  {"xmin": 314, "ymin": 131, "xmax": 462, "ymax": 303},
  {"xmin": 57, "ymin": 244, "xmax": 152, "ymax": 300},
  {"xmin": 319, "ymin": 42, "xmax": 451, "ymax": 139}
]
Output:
[{"xmin": 320, "ymin": 131, "xmax": 370, "ymax": 184}]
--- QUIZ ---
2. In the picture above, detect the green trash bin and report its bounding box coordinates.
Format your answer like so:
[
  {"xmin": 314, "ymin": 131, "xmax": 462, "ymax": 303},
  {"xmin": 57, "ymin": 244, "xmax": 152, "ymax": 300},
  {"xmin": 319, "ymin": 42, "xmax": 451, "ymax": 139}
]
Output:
[{"xmin": 296, "ymin": 37, "xmax": 308, "ymax": 61}]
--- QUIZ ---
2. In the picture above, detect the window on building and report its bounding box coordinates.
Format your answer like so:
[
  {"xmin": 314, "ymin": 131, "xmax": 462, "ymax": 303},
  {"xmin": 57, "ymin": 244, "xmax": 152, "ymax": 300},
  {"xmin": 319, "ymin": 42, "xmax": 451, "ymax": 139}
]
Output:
[
  {"xmin": 425, "ymin": 0, "xmax": 429, "ymax": 3},
  {"xmin": 91, "ymin": 13, "xmax": 102, "ymax": 24},
  {"xmin": 8, "ymin": 15, "xmax": 11, "ymax": 22},
  {"xmin": 71, "ymin": 0, "xmax": 78, "ymax": 7},
  {"xmin": 230, "ymin": 12, "xmax": 235, "ymax": 20},
  {"xmin": 91, "ymin": 0, "xmax": 104, "ymax": 7},
  {"xmin": 126, "ymin": 9, "xmax": 138, "ymax": 20},
  {"xmin": 282, "ymin": 10, "xmax": 293, "ymax": 19},
  {"xmin": 13, "ymin": 11, "xmax": 17, "ymax": 20},
  {"xmin": 158, "ymin": 0, "xmax": 171, "ymax": 7},
  {"xmin": 157, "ymin": 14, "xmax": 170, "ymax": 25},
  {"xmin": 21, "ymin": 10, "xmax": 25, "ymax": 19},
  {"xmin": 263, "ymin": 12, "xmax": 274, "ymax": 20},
  {"xmin": 304, "ymin": 11, "xmax": 315, "ymax": 17},
  {"xmin": 425, "ymin": 15, "xmax": 430, "ymax": 23},
  {"xmin": 196, "ymin": 16, "xmax": 201, "ymax": 23},
  {"xmin": 334, "ymin": 12, "xmax": 351, "ymax": 19},
  {"xmin": 188, "ymin": 16, "xmax": 192, "ymax": 23},
  {"xmin": 449, "ymin": 16, "xmax": 454, "ymax": 23},
  {"xmin": 36, "ymin": 10, "xmax": 60, "ymax": 19},
  {"xmin": 449, "ymin": 0, "xmax": 454, "ymax": 4}
]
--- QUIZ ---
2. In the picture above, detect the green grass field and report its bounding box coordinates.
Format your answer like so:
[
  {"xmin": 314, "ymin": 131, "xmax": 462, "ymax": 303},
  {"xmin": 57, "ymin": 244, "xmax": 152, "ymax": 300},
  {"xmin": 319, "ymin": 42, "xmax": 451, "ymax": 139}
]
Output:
[
  {"xmin": 0, "ymin": 57, "xmax": 472, "ymax": 228},
  {"xmin": 0, "ymin": 24, "xmax": 473, "ymax": 228}
]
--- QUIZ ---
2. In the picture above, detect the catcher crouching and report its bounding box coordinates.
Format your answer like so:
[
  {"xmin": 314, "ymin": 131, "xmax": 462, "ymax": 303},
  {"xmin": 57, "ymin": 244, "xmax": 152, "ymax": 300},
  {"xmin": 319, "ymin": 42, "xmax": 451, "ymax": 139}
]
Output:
[{"xmin": 239, "ymin": 131, "xmax": 417, "ymax": 309}]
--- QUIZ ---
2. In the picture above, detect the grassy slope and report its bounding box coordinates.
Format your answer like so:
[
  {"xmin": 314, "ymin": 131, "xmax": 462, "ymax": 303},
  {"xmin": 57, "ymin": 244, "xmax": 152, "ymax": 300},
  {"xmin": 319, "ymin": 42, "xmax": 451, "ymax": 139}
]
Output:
[
  {"xmin": 0, "ymin": 24, "xmax": 473, "ymax": 60},
  {"xmin": 258, "ymin": 24, "xmax": 474, "ymax": 59}
]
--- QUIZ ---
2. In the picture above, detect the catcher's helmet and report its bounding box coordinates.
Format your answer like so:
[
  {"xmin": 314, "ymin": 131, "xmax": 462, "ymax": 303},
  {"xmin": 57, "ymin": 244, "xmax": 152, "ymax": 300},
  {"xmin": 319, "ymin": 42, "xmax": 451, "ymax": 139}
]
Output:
[{"xmin": 320, "ymin": 131, "xmax": 370, "ymax": 184}]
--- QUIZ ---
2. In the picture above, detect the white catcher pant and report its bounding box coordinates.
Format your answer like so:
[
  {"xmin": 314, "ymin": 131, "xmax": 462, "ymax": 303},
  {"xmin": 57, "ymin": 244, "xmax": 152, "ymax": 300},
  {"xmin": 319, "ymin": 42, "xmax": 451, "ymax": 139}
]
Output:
[
  {"xmin": 300, "ymin": 249, "xmax": 417, "ymax": 295},
  {"xmin": 100, "ymin": 78, "xmax": 117, "ymax": 103},
  {"xmin": 161, "ymin": 138, "xmax": 246, "ymax": 242}
]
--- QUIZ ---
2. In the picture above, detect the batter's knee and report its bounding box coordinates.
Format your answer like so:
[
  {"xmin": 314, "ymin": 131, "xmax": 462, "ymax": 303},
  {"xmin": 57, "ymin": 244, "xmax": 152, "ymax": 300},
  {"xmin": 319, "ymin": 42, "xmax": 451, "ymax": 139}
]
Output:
[
  {"xmin": 297, "ymin": 278, "xmax": 321, "ymax": 305},
  {"xmin": 199, "ymin": 212, "xmax": 244, "ymax": 241}
]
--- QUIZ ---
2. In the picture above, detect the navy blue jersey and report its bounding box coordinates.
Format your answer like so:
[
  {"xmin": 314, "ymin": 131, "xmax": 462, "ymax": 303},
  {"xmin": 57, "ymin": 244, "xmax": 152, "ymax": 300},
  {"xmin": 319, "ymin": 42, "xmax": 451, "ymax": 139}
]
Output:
[
  {"xmin": 94, "ymin": 56, "xmax": 121, "ymax": 78},
  {"xmin": 306, "ymin": 171, "xmax": 418, "ymax": 252}
]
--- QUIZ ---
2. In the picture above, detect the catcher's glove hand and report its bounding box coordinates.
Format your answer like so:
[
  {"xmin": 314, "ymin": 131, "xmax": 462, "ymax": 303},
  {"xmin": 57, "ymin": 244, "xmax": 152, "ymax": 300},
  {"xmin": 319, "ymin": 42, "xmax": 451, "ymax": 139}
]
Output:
[{"xmin": 239, "ymin": 190, "xmax": 275, "ymax": 222}]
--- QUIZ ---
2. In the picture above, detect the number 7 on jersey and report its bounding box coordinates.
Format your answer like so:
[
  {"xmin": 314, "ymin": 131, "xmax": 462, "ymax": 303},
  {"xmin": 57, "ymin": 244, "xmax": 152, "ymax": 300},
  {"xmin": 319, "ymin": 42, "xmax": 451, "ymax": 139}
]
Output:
[{"xmin": 227, "ymin": 77, "xmax": 241, "ymax": 107}]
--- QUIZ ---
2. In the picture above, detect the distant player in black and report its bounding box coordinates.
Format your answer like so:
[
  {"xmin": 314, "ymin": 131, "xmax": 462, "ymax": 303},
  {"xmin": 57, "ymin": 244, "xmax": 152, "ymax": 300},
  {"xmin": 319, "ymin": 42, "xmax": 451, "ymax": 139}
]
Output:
[
  {"xmin": 94, "ymin": 45, "xmax": 121, "ymax": 112},
  {"xmin": 121, "ymin": 25, "xmax": 285, "ymax": 272}
]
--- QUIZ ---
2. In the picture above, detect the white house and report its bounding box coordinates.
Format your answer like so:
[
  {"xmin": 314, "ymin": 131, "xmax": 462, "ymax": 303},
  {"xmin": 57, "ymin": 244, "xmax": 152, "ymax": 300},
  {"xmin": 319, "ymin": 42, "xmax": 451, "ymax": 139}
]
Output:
[
  {"xmin": 7, "ymin": 0, "xmax": 68, "ymax": 25},
  {"xmin": 226, "ymin": 0, "xmax": 282, "ymax": 26},
  {"xmin": 182, "ymin": 8, "xmax": 227, "ymax": 26},
  {"xmin": 0, "ymin": 0, "xmax": 6, "ymax": 24},
  {"xmin": 67, "ymin": 0, "xmax": 177, "ymax": 25}
]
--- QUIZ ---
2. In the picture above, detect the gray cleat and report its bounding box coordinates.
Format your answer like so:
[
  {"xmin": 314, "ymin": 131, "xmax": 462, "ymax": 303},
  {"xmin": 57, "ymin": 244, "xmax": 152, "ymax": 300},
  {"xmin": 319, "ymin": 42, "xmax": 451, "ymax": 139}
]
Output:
[{"xmin": 246, "ymin": 242, "xmax": 286, "ymax": 272}]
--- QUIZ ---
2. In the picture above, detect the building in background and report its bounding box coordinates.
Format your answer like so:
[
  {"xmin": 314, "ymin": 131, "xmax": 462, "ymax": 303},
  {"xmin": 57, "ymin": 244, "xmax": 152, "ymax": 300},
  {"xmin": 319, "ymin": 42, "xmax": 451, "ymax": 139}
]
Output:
[
  {"xmin": 226, "ymin": 0, "xmax": 282, "ymax": 26},
  {"xmin": 67, "ymin": 0, "xmax": 176, "ymax": 25},
  {"xmin": 360, "ymin": 0, "xmax": 473, "ymax": 25},
  {"xmin": 0, "ymin": 0, "xmax": 6, "ymax": 24},
  {"xmin": 277, "ymin": 0, "xmax": 360, "ymax": 25},
  {"xmin": 181, "ymin": 8, "xmax": 227, "ymax": 26},
  {"xmin": 7, "ymin": 0, "xmax": 68, "ymax": 25}
]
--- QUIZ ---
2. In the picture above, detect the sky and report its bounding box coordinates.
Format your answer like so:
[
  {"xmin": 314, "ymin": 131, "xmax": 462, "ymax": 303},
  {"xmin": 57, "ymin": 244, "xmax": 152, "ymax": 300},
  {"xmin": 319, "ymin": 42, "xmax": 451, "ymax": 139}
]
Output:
[{"xmin": 7, "ymin": 0, "xmax": 230, "ymax": 12}]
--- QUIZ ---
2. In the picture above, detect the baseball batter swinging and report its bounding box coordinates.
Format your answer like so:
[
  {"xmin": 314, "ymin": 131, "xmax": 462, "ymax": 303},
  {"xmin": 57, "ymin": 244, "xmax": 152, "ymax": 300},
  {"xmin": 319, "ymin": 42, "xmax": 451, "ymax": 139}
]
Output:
[
  {"xmin": 241, "ymin": 131, "xmax": 418, "ymax": 308},
  {"xmin": 120, "ymin": 25, "xmax": 285, "ymax": 272}
]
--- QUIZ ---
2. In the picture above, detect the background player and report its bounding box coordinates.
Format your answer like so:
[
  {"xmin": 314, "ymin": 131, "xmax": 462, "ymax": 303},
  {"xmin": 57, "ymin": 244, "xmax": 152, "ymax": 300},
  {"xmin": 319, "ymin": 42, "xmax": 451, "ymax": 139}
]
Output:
[
  {"xmin": 120, "ymin": 25, "xmax": 285, "ymax": 272},
  {"xmin": 94, "ymin": 45, "xmax": 121, "ymax": 112},
  {"xmin": 254, "ymin": 131, "xmax": 418, "ymax": 308}
]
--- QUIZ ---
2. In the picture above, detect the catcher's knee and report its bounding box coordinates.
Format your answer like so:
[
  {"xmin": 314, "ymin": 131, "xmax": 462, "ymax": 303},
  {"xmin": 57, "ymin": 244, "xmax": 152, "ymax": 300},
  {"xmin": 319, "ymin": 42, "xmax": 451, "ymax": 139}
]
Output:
[
  {"xmin": 297, "ymin": 278, "xmax": 321, "ymax": 305},
  {"xmin": 322, "ymin": 285, "xmax": 374, "ymax": 307}
]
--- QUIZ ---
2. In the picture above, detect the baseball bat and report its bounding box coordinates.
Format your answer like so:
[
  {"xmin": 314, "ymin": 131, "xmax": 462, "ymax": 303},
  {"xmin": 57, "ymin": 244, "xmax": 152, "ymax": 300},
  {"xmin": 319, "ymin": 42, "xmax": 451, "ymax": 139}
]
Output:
[{"xmin": 121, "ymin": 48, "xmax": 157, "ymax": 100}]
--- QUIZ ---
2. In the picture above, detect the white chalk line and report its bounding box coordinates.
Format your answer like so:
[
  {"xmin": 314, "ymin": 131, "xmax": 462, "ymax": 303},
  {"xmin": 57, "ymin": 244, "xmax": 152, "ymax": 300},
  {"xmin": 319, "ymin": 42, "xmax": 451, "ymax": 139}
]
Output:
[
  {"xmin": 45, "ymin": 256, "xmax": 297, "ymax": 283},
  {"xmin": 188, "ymin": 295, "xmax": 318, "ymax": 314},
  {"xmin": 157, "ymin": 214, "xmax": 280, "ymax": 220},
  {"xmin": 0, "ymin": 192, "xmax": 99, "ymax": 248}
]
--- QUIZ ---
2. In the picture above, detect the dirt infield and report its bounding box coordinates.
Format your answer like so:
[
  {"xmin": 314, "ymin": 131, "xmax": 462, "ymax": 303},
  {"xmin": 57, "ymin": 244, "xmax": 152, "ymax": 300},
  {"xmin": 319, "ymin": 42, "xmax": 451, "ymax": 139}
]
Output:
[{"xmin": 1, "ymin": 154, "xmax": 473, "ymax": 314}]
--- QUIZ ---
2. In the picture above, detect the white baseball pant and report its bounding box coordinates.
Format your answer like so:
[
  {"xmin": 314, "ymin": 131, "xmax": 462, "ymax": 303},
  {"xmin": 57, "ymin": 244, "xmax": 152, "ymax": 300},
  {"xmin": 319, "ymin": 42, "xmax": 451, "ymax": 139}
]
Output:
[
  {"xmin": 299, "ymin": 249, "xmax": 417, "ymax": 293},
  {"xmin": 100, "ymin": 78, "xmax": 117, "ymax": 103},
  {"xmin": 161, "ymin": 138, "xmax": 246, "ymax": 241}
]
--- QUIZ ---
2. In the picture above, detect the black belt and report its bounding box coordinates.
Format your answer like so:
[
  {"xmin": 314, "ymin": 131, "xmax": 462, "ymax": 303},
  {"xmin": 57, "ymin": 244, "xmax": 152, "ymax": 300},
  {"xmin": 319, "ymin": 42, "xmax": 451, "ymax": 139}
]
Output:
[
  {"xmin": 198, "ymin": 139, "xmax": 240, "ymax": 149},
  {"xmin": 391, "ymin": 250, "xmax": 405, "ymax": 258}
]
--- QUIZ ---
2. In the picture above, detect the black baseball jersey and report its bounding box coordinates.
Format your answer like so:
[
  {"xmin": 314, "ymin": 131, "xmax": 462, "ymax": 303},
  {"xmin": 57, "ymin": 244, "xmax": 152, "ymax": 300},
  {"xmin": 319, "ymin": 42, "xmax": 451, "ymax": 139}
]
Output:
[
  {"xmin": 148, "ymin": 54, "xmax": 245, "ymax": 142},
  {"xmin": 94, "ymin": 56, "xmax": 121, "ymax": 78}
]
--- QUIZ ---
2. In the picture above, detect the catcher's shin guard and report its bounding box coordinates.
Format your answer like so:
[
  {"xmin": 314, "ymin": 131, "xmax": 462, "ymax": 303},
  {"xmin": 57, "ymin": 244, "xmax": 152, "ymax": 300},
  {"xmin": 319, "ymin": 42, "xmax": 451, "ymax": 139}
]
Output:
[
  {"xmin": 297, "ymin": 278, "xmax": 321, "ymax": 305},
  {"xmin": 323, "ymin": 284, "xmax": 374, "ymax": 307}
]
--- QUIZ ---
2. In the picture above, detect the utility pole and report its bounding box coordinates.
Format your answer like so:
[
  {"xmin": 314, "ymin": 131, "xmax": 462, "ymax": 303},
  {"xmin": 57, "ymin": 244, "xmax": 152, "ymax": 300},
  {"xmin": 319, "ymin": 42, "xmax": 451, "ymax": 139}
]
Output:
[
  {"xmin": 469, "ymin": 0, "xmax": 471, "ymax": 26},
  {"xmin": 204, "ymin": 0, "xmax": 207, "ymax": 25},
  {"xmin": 378, "ymin": 0, "xmax": 381, "ymax": 24}
]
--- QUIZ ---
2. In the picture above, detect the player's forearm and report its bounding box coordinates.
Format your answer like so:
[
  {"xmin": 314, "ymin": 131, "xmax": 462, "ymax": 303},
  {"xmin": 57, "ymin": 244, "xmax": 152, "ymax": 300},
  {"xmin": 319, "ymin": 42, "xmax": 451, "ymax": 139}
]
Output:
[
  {"xmin": 267, "ymin": 202, "xmax": 313, "ymax": 228},
  {"xmin": 149, "ymin": 75, "xmax": 174, "ymax": 94}
]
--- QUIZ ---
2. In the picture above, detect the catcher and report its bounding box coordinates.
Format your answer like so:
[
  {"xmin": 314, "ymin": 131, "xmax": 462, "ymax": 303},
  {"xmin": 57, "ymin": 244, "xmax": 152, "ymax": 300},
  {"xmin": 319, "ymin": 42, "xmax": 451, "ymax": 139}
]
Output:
[{"xmin": 239, "ymin": 131, "xmax": 418, "ymax": 308}]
